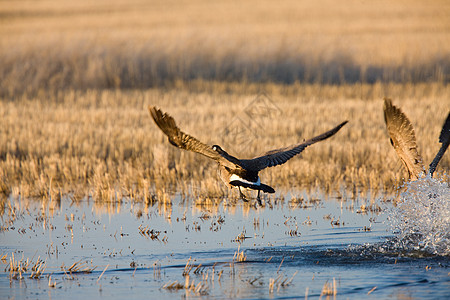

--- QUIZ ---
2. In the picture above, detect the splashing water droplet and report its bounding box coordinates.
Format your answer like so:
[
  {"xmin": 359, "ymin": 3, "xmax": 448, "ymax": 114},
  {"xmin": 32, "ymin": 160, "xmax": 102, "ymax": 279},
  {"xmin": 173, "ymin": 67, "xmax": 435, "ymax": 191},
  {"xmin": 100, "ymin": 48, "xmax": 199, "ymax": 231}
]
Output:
[{"xmin": 388, "ymin": 175, "xmax": 450, "ymax": 256}]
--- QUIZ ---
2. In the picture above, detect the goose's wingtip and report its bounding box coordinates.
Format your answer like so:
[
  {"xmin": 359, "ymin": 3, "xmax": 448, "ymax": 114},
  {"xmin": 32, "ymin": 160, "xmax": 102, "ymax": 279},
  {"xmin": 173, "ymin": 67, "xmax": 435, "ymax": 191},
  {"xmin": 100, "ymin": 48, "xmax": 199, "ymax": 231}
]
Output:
[
  {"xmin": 383, "ymin": 98, "xmax": 393, "ymax": 108},
  {"xmin": 148, "ymin": 105, "xmax": 158, "ymax": 114},
  {"xmin": 148, "ymin": 106, "xmax": 158, "ymax": 120},
  {"xmin": 336, "ymin": 120, "xmax": 349, "ymax": 129}
]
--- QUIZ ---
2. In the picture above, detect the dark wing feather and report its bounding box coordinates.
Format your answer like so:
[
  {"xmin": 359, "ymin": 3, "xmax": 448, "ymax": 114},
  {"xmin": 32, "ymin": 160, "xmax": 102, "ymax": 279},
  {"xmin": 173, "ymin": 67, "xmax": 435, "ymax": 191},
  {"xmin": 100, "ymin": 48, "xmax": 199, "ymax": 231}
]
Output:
[
  {"xmin": 383, "ymin": 98, "xmax": 424, "ymax": 180},
  {"xmin": 149, "ymin": 106, "xmax": 240, "ymax": 169},
  {"xmin": 241, "ymin": 120, "xmax": 348, "ymax": 171},
  {"xmin": 429, "ymin": 112, "xmax": 450, "ymax": 176}
]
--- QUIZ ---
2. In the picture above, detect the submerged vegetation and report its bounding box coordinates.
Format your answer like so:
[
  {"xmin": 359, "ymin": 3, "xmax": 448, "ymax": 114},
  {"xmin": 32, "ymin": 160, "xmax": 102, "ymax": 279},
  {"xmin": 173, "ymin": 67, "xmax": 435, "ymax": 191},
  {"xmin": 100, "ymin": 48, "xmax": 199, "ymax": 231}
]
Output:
[{"xmin": 2, "ymin": 191, "xmax": 448, "ymax": 299}]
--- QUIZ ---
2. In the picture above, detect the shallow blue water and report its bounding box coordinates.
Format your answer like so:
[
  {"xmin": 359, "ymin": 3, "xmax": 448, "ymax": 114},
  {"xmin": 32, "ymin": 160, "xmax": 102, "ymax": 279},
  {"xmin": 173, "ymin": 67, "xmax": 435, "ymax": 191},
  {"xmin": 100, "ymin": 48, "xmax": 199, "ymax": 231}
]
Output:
[{"xmin": 1, "ymin": 187, "xmax": 449, "ymax": 299}]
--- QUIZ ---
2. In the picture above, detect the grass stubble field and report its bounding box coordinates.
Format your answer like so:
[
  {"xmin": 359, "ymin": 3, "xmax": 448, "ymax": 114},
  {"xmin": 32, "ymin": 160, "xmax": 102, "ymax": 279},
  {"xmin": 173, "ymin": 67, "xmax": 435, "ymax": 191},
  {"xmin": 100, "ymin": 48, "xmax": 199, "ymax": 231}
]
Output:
[
  {"xmin": 1, "ymin": 84, "xmax": 449, "ymax": 205},
  {"xmin": 0, "ymin": 0, "xmax": 449, "ymax": 207}
]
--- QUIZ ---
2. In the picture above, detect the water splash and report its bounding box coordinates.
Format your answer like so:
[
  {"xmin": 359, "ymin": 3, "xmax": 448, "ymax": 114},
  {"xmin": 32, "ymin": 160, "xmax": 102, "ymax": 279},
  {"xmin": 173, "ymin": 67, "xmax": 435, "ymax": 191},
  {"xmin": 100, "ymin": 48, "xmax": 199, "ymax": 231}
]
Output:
[{"xmin": 388, "ymin": 175, "xmax": 450, "ymax": 256}]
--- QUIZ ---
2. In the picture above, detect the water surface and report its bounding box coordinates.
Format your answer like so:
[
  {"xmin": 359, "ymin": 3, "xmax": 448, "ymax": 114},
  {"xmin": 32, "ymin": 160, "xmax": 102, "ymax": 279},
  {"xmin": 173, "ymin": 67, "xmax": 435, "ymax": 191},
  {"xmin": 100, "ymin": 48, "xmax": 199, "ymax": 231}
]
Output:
[{"xmin": 1, "ymin": 181, "xmax": 449, "ymax": 299}]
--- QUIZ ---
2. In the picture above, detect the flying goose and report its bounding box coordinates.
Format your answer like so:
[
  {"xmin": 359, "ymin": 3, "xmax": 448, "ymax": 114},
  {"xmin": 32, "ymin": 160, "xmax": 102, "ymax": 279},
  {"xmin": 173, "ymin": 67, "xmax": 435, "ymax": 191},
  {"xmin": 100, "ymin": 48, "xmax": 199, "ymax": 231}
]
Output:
[
  {"xmin": 149, "ymin": 106, "xmax": 348, "ymax": 204},
  {"xmin": 383, "ymin": 98, "xmax": 450, "ymax": 180}
]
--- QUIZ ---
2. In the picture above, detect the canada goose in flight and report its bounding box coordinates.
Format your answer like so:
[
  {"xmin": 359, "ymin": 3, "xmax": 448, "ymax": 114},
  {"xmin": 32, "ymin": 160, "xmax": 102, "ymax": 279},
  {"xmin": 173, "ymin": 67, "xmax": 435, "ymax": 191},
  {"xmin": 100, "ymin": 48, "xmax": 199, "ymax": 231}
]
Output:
[
  {"xmin": 383, "ymin": 98, "xmax": 450, "ymax": 180},
  {"xmin": 149, "ymin": 106, "xmax": 348, "ymax": 204}
]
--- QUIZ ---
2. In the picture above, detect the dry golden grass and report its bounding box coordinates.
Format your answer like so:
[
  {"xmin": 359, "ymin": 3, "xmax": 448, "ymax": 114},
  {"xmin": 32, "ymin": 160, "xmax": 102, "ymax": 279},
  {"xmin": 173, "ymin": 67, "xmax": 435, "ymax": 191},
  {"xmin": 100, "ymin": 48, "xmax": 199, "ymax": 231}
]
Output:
[
  {"xmin": 320, "ymin": 278, "xmax": 337, "ymax": 299},
  {"xmin": 1, "ymin": 1, "xmax": 449, "ymax": 202},
  {"xmin": 0, "ymin": 82, "xmax": 448, "ymax": 201},
  {"xmin": 1, "ymin": 0, "xmax": 449, "ymax": 96}
]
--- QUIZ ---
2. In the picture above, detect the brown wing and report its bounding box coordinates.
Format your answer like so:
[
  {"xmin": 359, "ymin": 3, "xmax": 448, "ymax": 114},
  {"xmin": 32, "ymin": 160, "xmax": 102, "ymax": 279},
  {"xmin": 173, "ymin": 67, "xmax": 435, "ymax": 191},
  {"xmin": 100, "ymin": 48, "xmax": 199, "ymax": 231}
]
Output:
[
  {"xmin": 240, "ymin": 120, "xmax": 348, "ymax": 172},
  {"xmin": 383, "ymin": 98, "xmax": 424, "ymax": 180},
  {"xmin": 429, "ymin": 112, "xmax": 450, "ymax": 176},
  {"xmin": 149, "ymin": 106, "xmax": 241, "ymax": 169}
]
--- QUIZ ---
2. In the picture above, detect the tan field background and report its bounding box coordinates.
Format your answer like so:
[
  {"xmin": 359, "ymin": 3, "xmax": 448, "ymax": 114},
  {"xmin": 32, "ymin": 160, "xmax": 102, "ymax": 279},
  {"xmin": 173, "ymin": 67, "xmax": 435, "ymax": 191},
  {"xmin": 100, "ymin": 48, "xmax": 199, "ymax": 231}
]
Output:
[
  {"xmin": 1, "ymin": 0, "xmax": 449, "ymax": 96},
  {"xmin": 0, "ymin": 0, "xmax": 449, "ymax": 203}
]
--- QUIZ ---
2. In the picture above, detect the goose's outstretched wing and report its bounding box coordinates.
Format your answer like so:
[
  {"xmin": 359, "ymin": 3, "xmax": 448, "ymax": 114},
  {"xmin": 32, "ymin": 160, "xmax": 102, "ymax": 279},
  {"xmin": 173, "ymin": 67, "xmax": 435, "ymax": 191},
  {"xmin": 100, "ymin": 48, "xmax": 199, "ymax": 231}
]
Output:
[
  {"xmin": 240, "ymin": 120, "xmax": 348, "ymax": 172},
  {"xmin": 383, "ymin": 98, "xmax": 424, "ymax": 180},
  {"xmin": 149, "ymin": 106, "xmax": 241, "ymax": 169},
  {"xmin": 429, "ymin": 112, "xmax": 450, "ymax": 176}
]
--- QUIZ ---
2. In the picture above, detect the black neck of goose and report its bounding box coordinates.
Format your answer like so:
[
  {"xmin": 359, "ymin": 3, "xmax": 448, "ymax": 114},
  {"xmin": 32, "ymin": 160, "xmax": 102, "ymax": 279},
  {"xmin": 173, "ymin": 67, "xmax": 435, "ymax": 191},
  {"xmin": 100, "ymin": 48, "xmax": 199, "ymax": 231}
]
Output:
[
  {"xmin": 222, "ymin": 151, "xmax": 239, "ymax": 162},
  {"xmin": 213, "ymin": 145, "xmax": 241, "ymax": 164}
]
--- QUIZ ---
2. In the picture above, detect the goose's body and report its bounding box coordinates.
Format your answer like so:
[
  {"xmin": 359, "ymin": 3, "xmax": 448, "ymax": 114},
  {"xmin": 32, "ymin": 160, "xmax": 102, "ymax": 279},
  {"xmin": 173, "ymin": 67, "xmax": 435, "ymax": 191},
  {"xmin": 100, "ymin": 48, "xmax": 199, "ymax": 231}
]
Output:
[
  {"xmin": 218, "ymin": 164, "xmax": 274, "ymax": 194},
  {"xmin": 383, "ymin": 98, "xmax": 450, "ymax": 180},
  {"xmin": 149, "ymin": 106, "xmax": 348, "ymax": 204}
]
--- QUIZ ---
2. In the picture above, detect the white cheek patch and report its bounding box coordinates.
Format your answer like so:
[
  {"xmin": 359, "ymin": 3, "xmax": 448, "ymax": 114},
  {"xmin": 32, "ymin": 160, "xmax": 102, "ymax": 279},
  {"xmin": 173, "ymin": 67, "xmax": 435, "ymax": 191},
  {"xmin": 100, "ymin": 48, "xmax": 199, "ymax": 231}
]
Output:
[{"xmin": 229, "ymin": 174, "xmax": 261, "ymax": 186}]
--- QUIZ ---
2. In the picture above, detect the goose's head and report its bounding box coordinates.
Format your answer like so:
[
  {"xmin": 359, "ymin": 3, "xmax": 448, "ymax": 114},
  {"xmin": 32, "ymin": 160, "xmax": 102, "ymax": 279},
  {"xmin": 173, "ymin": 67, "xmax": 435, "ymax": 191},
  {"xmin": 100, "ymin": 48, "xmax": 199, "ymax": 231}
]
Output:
[{"xmin": 212, "ymin": 145, "xmax": 226, "ymax": 154}]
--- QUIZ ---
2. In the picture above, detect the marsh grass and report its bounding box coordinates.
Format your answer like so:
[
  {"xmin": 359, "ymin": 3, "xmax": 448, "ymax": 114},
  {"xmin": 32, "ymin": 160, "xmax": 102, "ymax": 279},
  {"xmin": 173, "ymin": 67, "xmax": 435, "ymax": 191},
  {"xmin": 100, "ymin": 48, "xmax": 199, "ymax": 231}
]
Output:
[
  {"xmin": 1, "ymin": 0, "xmax": 449, "ymax": 202},
  {"xmin": 63, "ymin": 259, "xmax": 97, "ymax": 274},
  {"xmin": 233, "ymin": 245, "xmax": 247, "ymax": 262},
  {"xmin": 7, "ymin": 253, "xmax": 46, "ymax": 280},
  {"xmin": 268, "ymin": 271, "xmax": 298, "ymax": 294},
  {"xmin": 1, "ymin": 83, "xmax": 449, "ymax": 201},
  {"xmin": 1, "ymin": 0, "xmax": 450, "ymax": 97},
  {"xmin": 164, "ymin": 257, "xmax": 210, "ymax": 295},
  {"xmin": 320, "ymin": 278, "xmax": 338, "ymax": 299}
]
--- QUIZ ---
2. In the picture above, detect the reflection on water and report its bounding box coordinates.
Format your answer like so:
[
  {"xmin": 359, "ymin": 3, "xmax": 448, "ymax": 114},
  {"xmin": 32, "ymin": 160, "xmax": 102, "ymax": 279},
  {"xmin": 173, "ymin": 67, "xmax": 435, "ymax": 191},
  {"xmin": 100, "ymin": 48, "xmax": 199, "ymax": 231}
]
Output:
[{"xmin": 0, "ymin": 188, "xmax": 449, "ymax": 299}]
